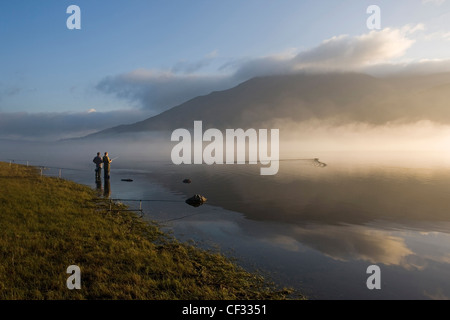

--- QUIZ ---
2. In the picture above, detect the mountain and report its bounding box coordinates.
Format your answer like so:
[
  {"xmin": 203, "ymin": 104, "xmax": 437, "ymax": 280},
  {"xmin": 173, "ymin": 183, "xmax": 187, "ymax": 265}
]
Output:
[{"xmin": 85, "ymin": 72, "xmax": 450, "ymax": 138}]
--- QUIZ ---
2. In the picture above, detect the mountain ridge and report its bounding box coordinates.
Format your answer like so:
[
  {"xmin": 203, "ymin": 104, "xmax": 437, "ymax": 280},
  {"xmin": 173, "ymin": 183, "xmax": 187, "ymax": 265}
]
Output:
[{"xmin": 83, "ymin": 71, "xmax": 450, "ymax": 139}]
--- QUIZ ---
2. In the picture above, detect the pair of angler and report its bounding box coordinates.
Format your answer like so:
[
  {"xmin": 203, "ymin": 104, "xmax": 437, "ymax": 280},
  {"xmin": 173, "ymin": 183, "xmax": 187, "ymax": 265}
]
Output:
[{"xmin": 92, "ymin": 152, "xmax": 116, "ymax": 180}]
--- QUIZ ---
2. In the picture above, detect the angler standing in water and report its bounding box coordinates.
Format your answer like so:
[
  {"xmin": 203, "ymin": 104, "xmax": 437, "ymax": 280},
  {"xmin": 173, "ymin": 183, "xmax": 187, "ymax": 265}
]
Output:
[
  {"xmin": 93, "ymin": 152, "xmax": 103, "ymax": 181},
  {"xmin": 103, "ymin": 152, "xmax": 112, "ymax": 180}
]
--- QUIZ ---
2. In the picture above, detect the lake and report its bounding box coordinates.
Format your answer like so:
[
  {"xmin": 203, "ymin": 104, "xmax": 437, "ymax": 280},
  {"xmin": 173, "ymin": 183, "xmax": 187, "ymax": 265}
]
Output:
[{"xmin": 3, "ymin": 144, "xmax": 450, "ymax": 300}]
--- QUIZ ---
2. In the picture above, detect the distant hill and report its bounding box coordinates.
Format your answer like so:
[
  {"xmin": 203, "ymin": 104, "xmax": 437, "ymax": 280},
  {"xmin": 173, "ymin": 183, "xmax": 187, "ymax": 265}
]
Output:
[{"xmin": 84, "ymin": 72, "xmax": 450, "ymax": 138}]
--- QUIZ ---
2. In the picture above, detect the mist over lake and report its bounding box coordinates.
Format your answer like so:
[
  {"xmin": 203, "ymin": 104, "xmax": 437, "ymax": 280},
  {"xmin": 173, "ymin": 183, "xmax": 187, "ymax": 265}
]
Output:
[{"xmin": 2, "ymin": 138, "xmax": 449, "ymax": 299}]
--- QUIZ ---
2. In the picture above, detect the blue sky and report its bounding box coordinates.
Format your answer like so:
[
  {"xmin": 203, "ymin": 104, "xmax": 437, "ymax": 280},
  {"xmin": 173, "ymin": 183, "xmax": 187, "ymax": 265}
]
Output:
[{"xmin": 0, "ymin": 0, "xmax": 450, "ymax": 139}]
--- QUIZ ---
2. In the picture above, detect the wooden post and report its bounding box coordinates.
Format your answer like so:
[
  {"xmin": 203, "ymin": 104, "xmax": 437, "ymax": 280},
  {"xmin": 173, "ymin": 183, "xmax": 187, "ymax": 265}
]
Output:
[
  {"xmin": 59, "ymin": 169, "xmax": 62, "ymax": 179},
  {"xmin": 139, "ymin": 200, "xmax": 142, "ymax": 211}
]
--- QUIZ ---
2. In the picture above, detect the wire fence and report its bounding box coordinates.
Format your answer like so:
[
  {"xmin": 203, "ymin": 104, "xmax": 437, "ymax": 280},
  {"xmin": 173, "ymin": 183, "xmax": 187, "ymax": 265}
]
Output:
[
  {"xmin": 107, "ymin": 198, "xmax": 185, "ymax": 217},
  {"xmin": 2, "ymin": 158, "xmax": 84, "ymax": 179},
  {"xmin": 105, "ymin": 198, "xmax": 209, "ymax": 223}
]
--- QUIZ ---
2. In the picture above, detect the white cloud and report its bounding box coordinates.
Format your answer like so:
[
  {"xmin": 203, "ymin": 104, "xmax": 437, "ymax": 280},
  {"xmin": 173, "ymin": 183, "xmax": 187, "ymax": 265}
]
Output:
[
  {"xmin": 365, "ymin": 58, "xmax": 450, "ymax": 75},
  {"xmin": 401, "ymin": 23, "xmax": 426, "ymax": 34},
  {"xmin": 291, "ymin": 28, "xmax": 416, "ymax": 71},
  {"xmin": 97, "ymin": 24, "xmax": 450, "ymax": 114},
  {"xmin": 205, "ymin": 50, "xmax": 219, "ymax": 59},
  {"xmin": 424, "ymin": 31, "xmax": 450, "ymax": 41},
  {"xmin": 422, "ymin": 0, "xmax": 446, "ymax": 5}
]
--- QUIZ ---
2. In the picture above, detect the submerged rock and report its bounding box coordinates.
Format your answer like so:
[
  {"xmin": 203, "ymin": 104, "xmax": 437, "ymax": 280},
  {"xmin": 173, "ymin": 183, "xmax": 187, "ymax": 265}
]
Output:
[
  {"xmin": 121, "ymin": 179, "xmax": 134, "ymax": 182},
  {"xmin": 183, "ymin": 179, "xmax": 192, "ymax": 184},
  {"xmin": 186, "ymin": 194, "xmax": 207, "ymax": 207}
]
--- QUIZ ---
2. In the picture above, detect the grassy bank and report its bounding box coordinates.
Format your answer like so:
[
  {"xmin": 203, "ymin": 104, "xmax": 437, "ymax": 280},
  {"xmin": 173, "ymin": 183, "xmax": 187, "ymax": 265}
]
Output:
[{"xmin": 0, "ymin": 162, "xmax": 299, "ymax": 300}]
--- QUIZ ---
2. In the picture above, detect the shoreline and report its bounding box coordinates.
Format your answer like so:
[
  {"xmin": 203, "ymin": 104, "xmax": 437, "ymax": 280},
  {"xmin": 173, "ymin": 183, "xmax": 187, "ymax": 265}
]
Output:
[{"xmin": 0, "ymin": 161, "xmax": 302, "ymax": 300}]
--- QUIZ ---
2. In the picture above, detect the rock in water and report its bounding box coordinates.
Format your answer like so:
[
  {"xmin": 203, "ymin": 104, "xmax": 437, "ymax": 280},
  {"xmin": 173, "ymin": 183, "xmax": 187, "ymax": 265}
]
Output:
[
  {"xmin": 183, "ymin": 179, "xmax": 192, "ymax": 184},
  {"xmin": 186, "ymin": 194, "xmax": 207, "ymax": 207},
  {"xmin": 121, "ymin": 179, "xmax": 134, "ymax": 182}
]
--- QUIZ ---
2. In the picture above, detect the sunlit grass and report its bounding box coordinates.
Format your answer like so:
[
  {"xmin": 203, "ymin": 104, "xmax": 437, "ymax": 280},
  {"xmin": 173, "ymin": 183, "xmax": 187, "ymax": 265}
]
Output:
[{"xmin": 0, "ymin": 162, "xmax": 301, "ymax": 300}]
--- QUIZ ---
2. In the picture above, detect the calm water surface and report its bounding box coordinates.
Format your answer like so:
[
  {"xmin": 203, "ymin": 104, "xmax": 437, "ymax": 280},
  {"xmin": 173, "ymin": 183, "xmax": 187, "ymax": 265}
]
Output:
[{"xmin": 6, "ymin": 148, "xmax": 450, "ymax": 300}]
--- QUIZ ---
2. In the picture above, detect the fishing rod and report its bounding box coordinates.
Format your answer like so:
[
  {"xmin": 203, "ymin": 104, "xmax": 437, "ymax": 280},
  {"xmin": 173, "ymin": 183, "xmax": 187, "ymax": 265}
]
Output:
[
  {"xmin": 110, "ymin": 198, "xmax": 183, "ymax": 203},
  {"xmin": 276, "ymin": 158, "xmax": 320, "ymax": 162},
  {"xmin": 277, "ymin": 158, "xmax": 327, "ymax": 166},
  {"xmin": 230, "ymin": 158, "xmax": 327, "ymax": 166}
]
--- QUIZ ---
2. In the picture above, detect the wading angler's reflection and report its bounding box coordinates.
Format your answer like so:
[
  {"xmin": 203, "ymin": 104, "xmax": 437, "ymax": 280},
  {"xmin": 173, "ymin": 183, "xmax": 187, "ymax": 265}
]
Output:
[
  {"xmin": 103, "ymin": 178, "xmax": 111, "ymax": 198},
  {"xmin": 95, "ymin": 178, "xmax": 103, "ymax": 197},
  {"xmin": 94, "ymin": 172, "xmax": 110, "ymax": 198}
]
